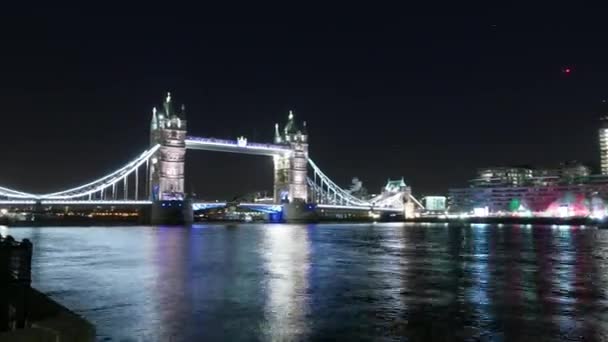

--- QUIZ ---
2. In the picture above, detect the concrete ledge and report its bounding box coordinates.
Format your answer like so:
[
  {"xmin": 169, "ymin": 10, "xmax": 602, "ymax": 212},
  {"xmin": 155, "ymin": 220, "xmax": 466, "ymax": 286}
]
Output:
[
  {"xmin": 0, "ymin": 327, "xmax": 57, "ymax": 341},
  {"xmin": 0, "ymin": 288, "xmax": 95, "ymax": 342}
]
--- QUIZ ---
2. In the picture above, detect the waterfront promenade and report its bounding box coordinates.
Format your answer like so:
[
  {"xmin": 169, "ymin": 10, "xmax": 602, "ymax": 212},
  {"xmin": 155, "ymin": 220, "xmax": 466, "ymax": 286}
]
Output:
[{"xmin": 0, "ymin": 234, "xmax": 94, "ymax": 340}]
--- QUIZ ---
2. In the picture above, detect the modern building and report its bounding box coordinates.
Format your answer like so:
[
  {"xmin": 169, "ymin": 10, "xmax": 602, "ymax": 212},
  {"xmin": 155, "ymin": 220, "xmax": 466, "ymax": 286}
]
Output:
[
  {"xmin": 559, "ymin": 160, "xmax": 591, "ymax": 182},
  {"xmin": 470, "ymin": 167, "xmax": 534, "ymax": 188},
  {"xmin": 448, "ymin": 113, "xmax": 604, "ymax": 218},
  {"xmin": 449, "ymin": 162, "xmax": 607, "ymax": 217},
  {"xmin": 422, "ymin": 196, "xmax": 447, "ymax": 211},
  {"xmin": 450, "ymin": 113, "xmax": 607, "ymax": 216},
  {"xmin": 600, "ymin": 116, "xmax": 608, "ymax": 175}
]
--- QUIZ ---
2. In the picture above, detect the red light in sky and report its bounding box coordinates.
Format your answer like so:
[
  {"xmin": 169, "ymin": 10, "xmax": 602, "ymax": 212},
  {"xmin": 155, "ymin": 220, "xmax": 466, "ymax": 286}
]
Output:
[{"xmin": 562, "ymin": 67, "xmax": 573, "ymax": 74}]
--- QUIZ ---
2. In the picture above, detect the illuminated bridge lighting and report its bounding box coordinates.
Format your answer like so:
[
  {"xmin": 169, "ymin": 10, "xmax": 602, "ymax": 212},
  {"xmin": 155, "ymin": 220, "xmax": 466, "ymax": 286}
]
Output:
[
  {"xmin": 316, "ymin": 204, "xmax": 403, "ymax": 212},
  {"xmin": 192, "ymin": 202, "xmax": 283, "ymax": 213},
  {"xmin": 238, "ymin": 203, "xmax": 283, "ymax": 213},
  {"xmin": 41, "ymin": 200, "xmax": 153, "ymax": 205},
  {"xmin": 185, "ymin": 136, "xmax": 292, "ymax": 156},
  {"xmin": 0, "ymin": 200, "xmax": 153, "ymax": 206},
  {"xmin": 0, "ymin": 132, "xmax": 413, "ymax": 214},
  {"xmin": 192, "ymin": 202, "xmax": 227, "ymax": 210},
  {"xmin": 38, "ymin": 145, "xmax": 161, "ymax": 200},
  {"xmin": 307, "ymin": 158, "xmax": 371, "ymax": 207},
  {"xmin": 0, "ymin": 186, "xmax": 39, "ymax": 199},
  {"xmin": 0, "ymin": 200, "xmax": 37, "ymax": 205}
]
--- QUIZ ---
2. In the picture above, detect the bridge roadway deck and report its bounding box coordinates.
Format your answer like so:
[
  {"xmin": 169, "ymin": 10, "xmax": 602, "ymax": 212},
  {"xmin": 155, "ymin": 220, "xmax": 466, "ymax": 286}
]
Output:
[
  {"xmin": 0, "ymin": 200, "xmax": 403, "ymax": 214},
  {"xmin": 191, "ymin": 202, "xmax": 403, "ymax": 213}
]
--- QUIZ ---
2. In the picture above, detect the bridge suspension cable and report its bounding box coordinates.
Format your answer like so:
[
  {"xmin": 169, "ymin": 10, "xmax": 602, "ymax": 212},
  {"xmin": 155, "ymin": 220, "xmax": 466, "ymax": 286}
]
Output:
[
  {"xmin": 307, "ymin": 158, "xmax": 371, "ymax": 206},
  {"xmin": 0, "ymin": 186, "xmax": 38, "ymax": 199},
  {"xmin": 0, "ymin": 142, "xmax": 421, "ymax": 211},
  {"xmin": 307, "ymin": 158, "xmax": 425, "ymax": 211},
  {"xmin": 0, "ymin": 145, "xmax": 159, "ymax": 202},
  {"xmin": 38, "ymin": 144, "xmax": 160, "ymax": 200}
]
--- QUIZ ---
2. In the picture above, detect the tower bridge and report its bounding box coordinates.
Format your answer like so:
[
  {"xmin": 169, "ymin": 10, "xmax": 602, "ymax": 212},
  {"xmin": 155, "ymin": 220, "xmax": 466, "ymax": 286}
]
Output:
[{"xmin": 0, "ymin": 93, "xmax": 422, "ymax": 223}]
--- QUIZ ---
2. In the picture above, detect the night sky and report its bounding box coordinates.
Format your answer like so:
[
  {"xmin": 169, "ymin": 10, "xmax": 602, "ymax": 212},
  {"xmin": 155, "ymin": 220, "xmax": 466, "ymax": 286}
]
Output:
[{"xmin": 1, "ymin": 7, "xmax": 608, "ymax": 199}]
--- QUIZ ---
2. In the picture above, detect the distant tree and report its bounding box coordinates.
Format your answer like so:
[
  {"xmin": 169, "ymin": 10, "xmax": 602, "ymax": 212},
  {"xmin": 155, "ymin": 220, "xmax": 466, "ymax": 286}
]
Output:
[{"xmin": 348, "ymin": 177, "xmax": 369, "ymax": 200}]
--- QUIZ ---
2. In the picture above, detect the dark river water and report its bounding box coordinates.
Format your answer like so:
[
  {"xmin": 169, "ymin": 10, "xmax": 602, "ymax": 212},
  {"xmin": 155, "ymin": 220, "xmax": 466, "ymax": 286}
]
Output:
[{"xmin": 4, "ymin": 223, "xmax": 608, "ymax": 341}]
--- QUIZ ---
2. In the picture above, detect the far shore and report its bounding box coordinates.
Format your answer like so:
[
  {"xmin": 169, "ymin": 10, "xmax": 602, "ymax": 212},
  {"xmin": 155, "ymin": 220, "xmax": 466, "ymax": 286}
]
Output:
[
  {"xmin": 2, "ymin": 215, "xmax": 606, "ymax": 227},
  {"xmin": 407, "ymin": 216, "xmax": 606, "ymax": 227}
]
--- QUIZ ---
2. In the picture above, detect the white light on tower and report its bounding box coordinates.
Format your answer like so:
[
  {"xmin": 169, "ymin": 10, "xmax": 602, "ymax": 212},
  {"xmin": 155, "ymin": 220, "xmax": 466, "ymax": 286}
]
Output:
[{"xmin": 600, "ymin": 119, "xmax": 608, "ymax": 175}]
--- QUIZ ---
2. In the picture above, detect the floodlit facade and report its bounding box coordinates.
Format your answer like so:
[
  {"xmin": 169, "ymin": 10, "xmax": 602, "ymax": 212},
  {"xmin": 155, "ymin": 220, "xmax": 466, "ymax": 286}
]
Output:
[
  {"xmin": 471, "ymin": 167, "xmax": 533, "ymax": 187},
  {"xmin": 600, "ymin": 116, "xmax": 608, "ymax": 175},
  {"xmin": 422, "ymin": 196, "xmax": 446, "ymax": 211},
  {"xmin": 273, "ymin": 111, "xmax": 308, "ymax": 203},
  {"xmin": 149, "ymin": 93, "xmax": 187, "ymax": 201},
  {"xmin": 449, "ymin": 162, "xmax": 605, "ymax": 217}
]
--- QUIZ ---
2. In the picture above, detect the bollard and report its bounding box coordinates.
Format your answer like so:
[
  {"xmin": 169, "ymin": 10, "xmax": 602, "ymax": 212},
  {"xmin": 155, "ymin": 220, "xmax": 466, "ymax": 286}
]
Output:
[
  {"xmin": 0, "ymin": 236, "xmax": 9, "ymax": 331},
  {"xmin": 0, "ymin": 235, "xmax": 33, "ymax": 331},
  {"xmin": 13, "ymin": 239, "xmax": 32, "ymax": 329}
]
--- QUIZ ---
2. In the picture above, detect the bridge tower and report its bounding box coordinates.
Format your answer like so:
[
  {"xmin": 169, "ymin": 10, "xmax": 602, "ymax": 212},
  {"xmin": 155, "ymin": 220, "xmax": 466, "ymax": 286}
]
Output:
[
  {"xmin": 273, "ymin": 111, "xmax": 308, "ymax": 204},
  {"xmin": 149, "ymin": 92, "xmax": 192, "ymax": 224}
]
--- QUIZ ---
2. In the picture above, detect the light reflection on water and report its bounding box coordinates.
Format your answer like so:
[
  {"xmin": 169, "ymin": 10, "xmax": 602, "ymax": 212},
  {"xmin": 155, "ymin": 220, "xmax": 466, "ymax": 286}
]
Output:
[
  {"xmin": 261, "ymin": 225, "xmax": 310, "ymax": 340},
  {"xmin": 5, "ymin": 223, "xmax": 608, "ymax": 341}
]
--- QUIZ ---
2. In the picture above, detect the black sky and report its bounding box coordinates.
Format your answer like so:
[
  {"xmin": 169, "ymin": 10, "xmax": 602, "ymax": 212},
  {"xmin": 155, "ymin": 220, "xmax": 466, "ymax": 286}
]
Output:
[{"xmin": 1, "ymin": 7, "xmax": 608, "ymax": 198}]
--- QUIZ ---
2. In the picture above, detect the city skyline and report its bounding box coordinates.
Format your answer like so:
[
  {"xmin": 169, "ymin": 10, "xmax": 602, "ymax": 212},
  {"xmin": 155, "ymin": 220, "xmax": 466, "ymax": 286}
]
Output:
[
  {"xmin": 1, "ymin": 8, "xmax": 608, "ymax": 198},
  {"xmin": 4, "ymin": 7, "xmax": 608, "ymax": 341}
]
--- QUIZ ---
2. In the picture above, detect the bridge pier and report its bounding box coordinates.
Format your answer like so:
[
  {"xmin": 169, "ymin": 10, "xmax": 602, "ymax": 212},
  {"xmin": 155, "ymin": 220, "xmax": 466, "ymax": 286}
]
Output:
[
  {"xmin": 282, "ymin": 200, "xmax": 317, "ymax": 222},
  {"xmin": 148, "ymin": 93, "xmax": 193, "ymax": 225},
  {"xmin": 150, "ymin": 200, "xmax": 193, "ymax": 225}
]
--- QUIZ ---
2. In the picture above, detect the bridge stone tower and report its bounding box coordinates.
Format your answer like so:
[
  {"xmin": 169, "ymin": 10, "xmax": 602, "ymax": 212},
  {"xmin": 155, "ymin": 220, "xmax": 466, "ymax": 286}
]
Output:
[
  {"xmin": 149, "ymin": 93, "xmax": 192, "ymax": 224},
  {"xmin": 273, "ymin": 111, "xmax": 308, "ymax": 204}
]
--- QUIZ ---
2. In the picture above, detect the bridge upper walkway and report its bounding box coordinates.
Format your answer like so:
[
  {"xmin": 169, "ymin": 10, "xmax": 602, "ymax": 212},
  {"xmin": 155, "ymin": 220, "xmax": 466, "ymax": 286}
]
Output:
[{"xmin": 185, "ymin": 136, "xmax": 291, "ymax": 156}]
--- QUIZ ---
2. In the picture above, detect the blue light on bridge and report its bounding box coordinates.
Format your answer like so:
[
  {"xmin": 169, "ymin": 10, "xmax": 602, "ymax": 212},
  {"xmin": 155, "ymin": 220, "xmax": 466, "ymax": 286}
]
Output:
[
  {"xmin": 239, "ymin": 204, "xmax": 283, "ymax": 214},
  {"xmin": 160, "ymin": 200, "xmax": 187, "ymax": 208},
  {"xmin": 191, "ymin": 202, "xmax": 284, "ymax": 214},
  {"xmin": 192, "ymin": 202, "xmax": 227, "ymax": 211},
  {"xmin": 268, "ymin": 212, "xmax": 282, "ymax": 222}
]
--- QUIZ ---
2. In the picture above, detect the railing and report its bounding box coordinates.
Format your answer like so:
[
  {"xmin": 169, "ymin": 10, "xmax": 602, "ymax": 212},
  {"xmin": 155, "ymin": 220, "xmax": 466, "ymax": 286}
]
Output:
[{"xmin": 0, "ymin": 235, "xmax": 32, "ymax": 331}]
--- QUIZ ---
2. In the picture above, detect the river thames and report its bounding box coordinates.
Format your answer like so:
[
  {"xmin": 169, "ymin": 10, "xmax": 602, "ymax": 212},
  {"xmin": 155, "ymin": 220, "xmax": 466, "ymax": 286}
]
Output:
[{"xmin": 4, "ymin": 223, "xmax": 608, "ymax": 341}]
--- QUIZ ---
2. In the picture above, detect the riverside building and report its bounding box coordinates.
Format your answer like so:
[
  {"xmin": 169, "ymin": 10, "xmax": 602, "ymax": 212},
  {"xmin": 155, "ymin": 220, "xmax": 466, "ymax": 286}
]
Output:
[
  {"xmin": 600, "ymin": 116, "xmax": 608, "ymax": 175},
  {"xmin": 448, "ymin": 162, "xmax": 608, "ymax": 218}
]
